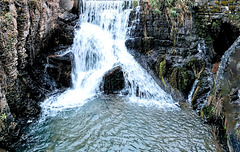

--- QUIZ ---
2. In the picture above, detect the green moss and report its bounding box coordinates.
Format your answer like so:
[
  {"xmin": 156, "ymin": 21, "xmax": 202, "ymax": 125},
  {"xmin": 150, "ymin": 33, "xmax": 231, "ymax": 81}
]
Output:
[
  {"xmin": 4, "ymin": 12, "xmax": 11, "ymax": 22},
  {"xmin": 29, "ymin": 0, "xmax": 37, "ymax": 10},
  {"xmin": 229, "ymin": 5, "xmax": 236, "ymax": 11},
  {"xmin": 131, "ymin": 1, "xmax": 139, "ymax": 9},
  {"xmin": 213, "ymin": 8, "xmax": 220, "ymax": 13},
  {"xmin": 169, "ymin": 67, "xmax": 178, "ymax": 89},
  {"xmin": 157, "ymin": 58, "xmax": 167, "ymax": 86},
  {"xmin": 214, "ymin": 1, "xmax": 219, "ymax": 5},
  {"xmin": 224, "ymin": 11, "xmax": 230, "ymax": 14},
  {"xmin": 220, "ymin": 1, "xmax": 229, "ymax": 6},
  {"xmin": 169, "ymin": 66, "xmax": 195, "ymax": 93},
  {"xmin": 185, "ymin": 58, "xmax": 205, "ymax": 78},
  {"xmin": 198, "ymin": 80, "xmax": 203, "ymax": 87},
  {"xmin": 201, "ymin": 106, "xmax": 216, "ymax": 119}
]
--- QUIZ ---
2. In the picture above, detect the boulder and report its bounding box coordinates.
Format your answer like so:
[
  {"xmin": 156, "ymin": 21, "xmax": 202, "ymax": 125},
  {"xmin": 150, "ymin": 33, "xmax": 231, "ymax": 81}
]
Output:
[
  {"xmin": 60, "ymin": 0, "xmax": 74, "ymax": 11},
  {"xmin": 102, "ymin": 66, "xmax": 125, "ymax": 94}
]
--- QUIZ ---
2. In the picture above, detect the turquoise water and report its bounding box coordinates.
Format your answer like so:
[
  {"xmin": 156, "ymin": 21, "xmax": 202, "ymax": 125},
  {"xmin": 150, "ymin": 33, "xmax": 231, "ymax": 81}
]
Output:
[{"xmin": 16, "ymin": 95, "xmax": 217, "ymax": 152}]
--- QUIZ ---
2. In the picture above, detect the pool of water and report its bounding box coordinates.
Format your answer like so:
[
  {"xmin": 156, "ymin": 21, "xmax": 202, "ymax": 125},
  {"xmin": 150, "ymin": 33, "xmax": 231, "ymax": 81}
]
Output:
[{"xmin": 16, "ymin": 95, "xmax": 217, "ymax": 151}]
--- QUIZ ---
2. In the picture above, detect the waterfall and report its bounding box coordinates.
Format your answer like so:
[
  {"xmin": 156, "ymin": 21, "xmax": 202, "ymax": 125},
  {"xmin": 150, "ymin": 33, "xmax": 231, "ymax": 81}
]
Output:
[
  {"xmin": 187, "ymin": 80, "xmax": 199, "ymax": 104},
  {"xmin": 41, "ymin": 0, "xmax": 177, "ymax": 113}
]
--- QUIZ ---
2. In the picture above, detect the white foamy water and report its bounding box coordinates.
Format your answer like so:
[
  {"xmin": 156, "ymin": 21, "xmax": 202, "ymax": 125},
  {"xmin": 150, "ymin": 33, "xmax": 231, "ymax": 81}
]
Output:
[
  {"xmin": 188, "ymin": 80, "xmax": 199, "ymax": 104},
  {"xmin": 41, "ymin": 0, "xmax": 177, "ymax": 113}
]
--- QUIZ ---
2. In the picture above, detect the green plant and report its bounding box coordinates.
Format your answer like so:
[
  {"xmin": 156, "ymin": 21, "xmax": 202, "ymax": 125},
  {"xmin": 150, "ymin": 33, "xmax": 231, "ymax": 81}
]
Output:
[
  {"xmin": 0, "ymin": 113, "xmax": 6, "ymax": 121},
  {"xmin": 159, "ymin": 59, "xmax": 166, "ymax": 86},
  {"xmin": 4, "ymin": 12, "xmax": 11, "ymax": 22}
]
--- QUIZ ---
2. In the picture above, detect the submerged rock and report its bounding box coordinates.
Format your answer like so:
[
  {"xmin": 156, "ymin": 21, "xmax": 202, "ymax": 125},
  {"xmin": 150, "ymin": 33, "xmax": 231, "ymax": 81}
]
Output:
[{"xmin": 102, "ymin": 66, "xmax": 125, "ymax": 94}]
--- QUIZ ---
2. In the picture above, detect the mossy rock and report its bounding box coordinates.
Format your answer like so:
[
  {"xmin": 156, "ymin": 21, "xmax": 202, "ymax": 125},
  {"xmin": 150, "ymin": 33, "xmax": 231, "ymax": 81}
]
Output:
[
  {"xmin": 185, "ymin": 58, "xmax": 205, "ymax": 77},
  {"xmin": 220, "ymin": 1, "xmax": 229, "ymax": 6},
  {"xmin": 213, "ymin": 8, "xmax": 220, "ymax": 13},
  {"xmin": 229, "ymin": 5, "xmax": 236, "ymax": 11},
  {"xmin": 29, "ymin": 0, "xmax": 37, "ymax": 10},
  {"xmin": 214, "ymin": 1, "xmax": 220, "ymax": 5},
  {"xmin": 156, "ymin": 56, "xmax": 167, "ymax": 86},
  {"xmin": 168, "ymin": 66, "xmax": 195, "ymax": 95},
  {"xmin": 156, "ymin": 56, "xmax": 166, "ymax": 76},
  {"xmin": 201, "ymin": 105, "xmax": 216, "ymax": 120}
]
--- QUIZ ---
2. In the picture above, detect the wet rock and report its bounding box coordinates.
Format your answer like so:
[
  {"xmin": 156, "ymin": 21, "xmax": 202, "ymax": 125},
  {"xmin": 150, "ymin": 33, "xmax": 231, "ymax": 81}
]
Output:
[
  {"xmin": 102, "ymin": 66, "xmax": 125, "ymax": 94},
  {"xmin": 208, "ymin": 36, "xmax": 240, "ymax": 151},
  {"xmin": 215, "ymin": 36, "xmax": 240, "ymax": 96},
  {"xmin": 125, "ymin": 38, "xmax": 142, "ymax": 50},
  {"xmin": 46, "ymin": 52, "xmax": 73, "ymax": 88},
  {"xmin": 127, "ymin": 3, "xmax": 213, "ymax": 103},
  {"xmin": 168, "ymin": 66, "xmax": 195, "ymax": 96},
  {"xmin": 125, "ymin": 37, "xmax": 154, "ymax": 54},
  {"xmin": 141, "ymin": 37, "xmax": 154, "ymax": 54},
  {"xmin": 154, "ymin": 40, "xmax": 173, "ymax": 47},
  {"xmin": 228, "ymin": 132, "xmax": 240, "ymax": 152},
  {"xmin": 229, "ymin": 88, "xmax": 239, "ymax": 102},
  {"xmin": 191, "ymin": 69, "xmax": 214, "ymax": 110},
  {"xmin": 59, "ymin": 12, "xmax": 78, "ymax": 22}
]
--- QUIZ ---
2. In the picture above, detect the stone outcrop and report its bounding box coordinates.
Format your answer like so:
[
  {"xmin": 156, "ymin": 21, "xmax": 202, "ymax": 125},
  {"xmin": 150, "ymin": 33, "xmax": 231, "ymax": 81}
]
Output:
[
  {"xmin": 126, "ymin": 2, "xmax": 214, "ymax": 103},
  {"xmin": 0, "ymin": 0, "xmax": 78, "ymax": 149},
  {"xmin": 205, "ymin": 36, "xmax": 240, "ymax": 151},
  {"xmin": 46, "ymin": 51, "xmax": 73, "ymax": 89},
  {"xmin": 127, "ymin": 1, "xmax": 240, "ymax": 151},
  {"xmin": 194, "ymin": 0, "xmax": 240, "ymax": 62}
]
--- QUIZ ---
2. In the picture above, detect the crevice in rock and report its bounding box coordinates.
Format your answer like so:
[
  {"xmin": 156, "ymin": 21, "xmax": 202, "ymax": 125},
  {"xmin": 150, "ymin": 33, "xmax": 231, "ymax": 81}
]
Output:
[{"xmin": 212, "ymin": 22, "xmax": 240, "ymax": 62}]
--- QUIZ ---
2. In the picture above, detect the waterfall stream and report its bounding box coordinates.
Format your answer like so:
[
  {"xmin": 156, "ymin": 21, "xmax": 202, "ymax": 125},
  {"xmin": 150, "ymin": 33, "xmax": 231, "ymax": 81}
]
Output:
[
  {"xmin": 15, "ymin": 1, "xmax": 218, "ymax": 151},
  {"xmin": 42, "ymin": 1, "xmax": 175, "ymax": 113},
  {"xmin": 187, "ymin": 80, "xmax": 199, "ymax": 104}
]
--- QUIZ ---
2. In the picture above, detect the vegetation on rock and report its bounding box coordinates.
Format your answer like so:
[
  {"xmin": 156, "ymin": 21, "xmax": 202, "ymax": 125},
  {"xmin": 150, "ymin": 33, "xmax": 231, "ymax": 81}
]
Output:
[{"xmin": 148, "ymin": 0, "xmax": 193, "ymax": 45}]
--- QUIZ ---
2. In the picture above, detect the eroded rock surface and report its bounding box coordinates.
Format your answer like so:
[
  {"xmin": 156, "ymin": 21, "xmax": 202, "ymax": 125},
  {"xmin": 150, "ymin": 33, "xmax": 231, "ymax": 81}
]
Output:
[{"xmin": 0, "ymin": 0, "xmax": 78, "ymax": 149}]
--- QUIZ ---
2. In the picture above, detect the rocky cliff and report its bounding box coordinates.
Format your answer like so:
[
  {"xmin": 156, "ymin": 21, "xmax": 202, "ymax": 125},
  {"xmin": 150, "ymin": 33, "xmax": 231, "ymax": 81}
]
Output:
[
  {"xmin": 0, "ymin": 0, "xmax": 78, "ymax": 149},
  {"xmin": 126, "ymin": 0, "xmax": 240, "ymax": 151}
]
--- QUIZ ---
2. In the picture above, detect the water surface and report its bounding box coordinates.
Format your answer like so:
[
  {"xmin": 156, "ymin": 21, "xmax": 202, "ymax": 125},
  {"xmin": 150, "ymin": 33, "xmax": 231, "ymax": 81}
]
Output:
[{"xmin": 18, "ymin": 95, "xmax": 217, "ymax": 152}]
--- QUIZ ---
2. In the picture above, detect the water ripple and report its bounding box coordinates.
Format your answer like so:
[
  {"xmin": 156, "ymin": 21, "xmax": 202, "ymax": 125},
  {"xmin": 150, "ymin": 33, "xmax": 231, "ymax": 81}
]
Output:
[{"xmin": 16, "ymin": 96, "xmax": 217, "ymax": 152}]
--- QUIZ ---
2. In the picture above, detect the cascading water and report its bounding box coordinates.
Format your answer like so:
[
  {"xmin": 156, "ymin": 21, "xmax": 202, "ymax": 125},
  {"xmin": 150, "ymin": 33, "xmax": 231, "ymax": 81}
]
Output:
[
  {"xmin": 187, "ymin": 80, "xmax": 199, "ymax": 104},
  {"xmin": 42, "ymin": 0, "xmax": 175, "ymax": 112},
  {"xmin": 15, "ymin": 1, "xmax": 218, "ymax": 151}
]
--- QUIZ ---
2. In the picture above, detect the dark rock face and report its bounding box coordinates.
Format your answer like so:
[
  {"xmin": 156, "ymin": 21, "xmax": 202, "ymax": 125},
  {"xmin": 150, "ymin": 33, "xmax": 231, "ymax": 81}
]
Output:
[
  {"xmin": 168, "ymin": 66, "xmax": 195, "ymax": 95},
  {"xmin": 213, "ymin": 36, "xmax": 240, "ymax": 151},
  {"xmin": 126, "ymin": 3, "xmax": 214, "ymax": 103},
  {"xmin": 46, "ymin": 52, "xmax": 73, "ymax": 89},
  {"xmin": 199, "ymin": 36, "xmax": 240, "ymax": 151},
  {"xmin": 102, "ymin": 66, "xmax": 125, "ymax": 94},
  {"xmin": 126, "ymin": 37, "xmax": 154, "ymax": 54},
  {"xmin": 0, "ymin": 0, "xmax": 77, "ymax": 149},
  {"xmin": 127, "ymin": 2, "xmax": 240, "ymax": 150},
  {"xmin": 215, "ymin": 37, "xmax": 240, "ymax": 94}
]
